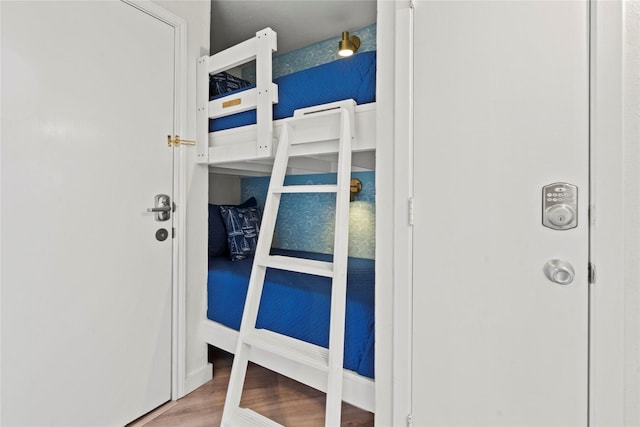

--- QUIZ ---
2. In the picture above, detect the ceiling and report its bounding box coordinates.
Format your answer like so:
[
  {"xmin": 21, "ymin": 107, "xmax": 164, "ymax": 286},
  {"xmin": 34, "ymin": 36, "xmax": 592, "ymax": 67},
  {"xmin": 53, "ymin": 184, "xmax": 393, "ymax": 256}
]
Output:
[{"xmin": 210, "ymin": 0, "xmax": 377, "ymax": 55}]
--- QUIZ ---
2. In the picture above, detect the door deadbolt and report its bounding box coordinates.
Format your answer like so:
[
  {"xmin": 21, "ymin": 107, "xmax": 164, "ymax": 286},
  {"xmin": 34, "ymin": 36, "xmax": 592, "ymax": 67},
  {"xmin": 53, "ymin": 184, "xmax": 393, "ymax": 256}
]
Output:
[
  {"xmin": 155, "ymin": 228, "xmax": 169, "ymax": 242},
  {"xmin": 542, "ymin": 183, "xmax": 577, "ymax": 230}
]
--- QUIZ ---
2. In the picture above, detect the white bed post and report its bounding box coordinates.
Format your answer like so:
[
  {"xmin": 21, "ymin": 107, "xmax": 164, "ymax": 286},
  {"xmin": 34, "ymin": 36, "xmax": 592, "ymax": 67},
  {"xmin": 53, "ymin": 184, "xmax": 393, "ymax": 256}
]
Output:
[
  {"xmin": 201, "ymin": 28, "xmax": 277, "ymax": 164},
  {"xmin": 196, "ymin": 55, "xmax": 209, "ymax": 163},
  {"xmin": 255, "ymin": 28, "xmax": 277, "ymax": 158}
]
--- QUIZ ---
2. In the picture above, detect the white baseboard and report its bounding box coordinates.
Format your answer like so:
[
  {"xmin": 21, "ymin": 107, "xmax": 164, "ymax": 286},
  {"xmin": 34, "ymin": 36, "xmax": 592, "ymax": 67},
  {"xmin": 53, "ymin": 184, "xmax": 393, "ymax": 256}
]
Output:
[
  {"xmin": 183, "ymin": 363, "xmax": 213, "ymax": 397},
  {"xmin": 128, "ymin": 401, "xmax": 178, "ymax": 427}
]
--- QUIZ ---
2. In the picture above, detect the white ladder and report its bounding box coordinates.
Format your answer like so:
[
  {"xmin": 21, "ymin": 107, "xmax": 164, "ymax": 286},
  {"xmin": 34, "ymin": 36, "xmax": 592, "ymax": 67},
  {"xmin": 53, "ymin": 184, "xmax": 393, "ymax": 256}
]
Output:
[{"xmin": 221, "ymin": 100, "xmax": 356, "ymax": 427}]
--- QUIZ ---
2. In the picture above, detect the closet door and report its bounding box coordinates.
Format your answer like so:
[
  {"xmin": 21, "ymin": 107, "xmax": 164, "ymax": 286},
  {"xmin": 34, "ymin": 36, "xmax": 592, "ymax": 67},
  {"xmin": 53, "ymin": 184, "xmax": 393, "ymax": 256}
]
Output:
[
  {"xmin": 411, "ymin": 1, "xmax": 589, "ymax": 425},
  {"xmin": 2, "ymin": 2, "xmax": 174, "ymax": 425}
]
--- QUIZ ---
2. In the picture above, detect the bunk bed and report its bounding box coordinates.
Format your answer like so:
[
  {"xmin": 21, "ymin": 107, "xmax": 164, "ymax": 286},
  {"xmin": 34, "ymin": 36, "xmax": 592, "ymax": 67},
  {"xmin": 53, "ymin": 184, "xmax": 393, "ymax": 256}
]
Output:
[
  {"xmin": 196, "ymin": 28, "xmax": 376, "ymax": 175},
  {"xmin": 197, "ymin": 28, "xmax": 377, "ymax": 413}
]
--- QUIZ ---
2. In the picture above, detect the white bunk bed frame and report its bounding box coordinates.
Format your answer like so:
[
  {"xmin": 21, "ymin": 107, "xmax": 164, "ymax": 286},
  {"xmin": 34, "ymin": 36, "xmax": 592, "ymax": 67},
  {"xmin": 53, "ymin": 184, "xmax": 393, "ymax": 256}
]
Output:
[
  {"xmin": 196, "ymin": 28, "xmax": 376, "ymax": 413},
  {"xmin": 196, "ymin": 28, "xmax": 376, "ymax": 175}
]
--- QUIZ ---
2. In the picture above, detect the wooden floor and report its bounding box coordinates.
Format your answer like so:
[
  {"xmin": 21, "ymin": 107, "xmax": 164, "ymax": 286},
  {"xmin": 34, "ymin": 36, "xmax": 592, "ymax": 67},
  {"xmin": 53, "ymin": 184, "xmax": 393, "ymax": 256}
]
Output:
[{"xmin": 139, "ymin": 348, "xmax": 374, "ymax": 427}]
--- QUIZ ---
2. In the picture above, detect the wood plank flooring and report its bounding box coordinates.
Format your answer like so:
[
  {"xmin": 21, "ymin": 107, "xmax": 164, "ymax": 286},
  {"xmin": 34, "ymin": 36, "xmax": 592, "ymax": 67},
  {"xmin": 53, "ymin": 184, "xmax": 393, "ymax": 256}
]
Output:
[{"xmin": 139, "ymin": 348, "xmax": 374, "ymax": 427}]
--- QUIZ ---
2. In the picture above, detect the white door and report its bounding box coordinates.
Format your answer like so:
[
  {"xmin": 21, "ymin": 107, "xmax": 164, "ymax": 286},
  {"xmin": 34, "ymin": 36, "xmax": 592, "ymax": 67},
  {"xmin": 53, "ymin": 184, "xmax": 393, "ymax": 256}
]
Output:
[
  {"xmin": 411, "ymin": 1, "xmax": 589, "ymax": 425},
  {"xmin": 2, "ymin": 2, "xmax": 175, "ymax": 425}
]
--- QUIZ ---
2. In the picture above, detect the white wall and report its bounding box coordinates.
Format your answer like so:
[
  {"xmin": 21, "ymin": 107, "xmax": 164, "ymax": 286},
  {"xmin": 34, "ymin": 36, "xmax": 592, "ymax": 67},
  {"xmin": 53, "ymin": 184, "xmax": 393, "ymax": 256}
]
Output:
[
  {"xmin": 209, "ymin": 173, "xmax": 241, "ymax": 204},
  {"xmin": 151, "ymin": 0, "xmax": 212, "ymax": 395}
]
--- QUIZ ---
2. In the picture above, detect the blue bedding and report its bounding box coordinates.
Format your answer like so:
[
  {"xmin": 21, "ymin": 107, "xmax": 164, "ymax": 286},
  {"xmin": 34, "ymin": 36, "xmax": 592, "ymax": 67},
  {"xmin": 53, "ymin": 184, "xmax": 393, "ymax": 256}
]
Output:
[
  {"xmin": 207, "ymin": 248, "xmax": 375, "ymax": 378},
  {"xmin": 209, "ymin": 51, "xmax": 376, "ymax": 132}
]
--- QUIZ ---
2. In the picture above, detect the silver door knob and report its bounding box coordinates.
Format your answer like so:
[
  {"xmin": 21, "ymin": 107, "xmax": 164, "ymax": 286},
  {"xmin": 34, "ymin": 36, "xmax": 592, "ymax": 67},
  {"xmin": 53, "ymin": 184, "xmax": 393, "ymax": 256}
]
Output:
[{"xmin": 543, "ymin": 259, "xmax": 575, "ymax": 285}]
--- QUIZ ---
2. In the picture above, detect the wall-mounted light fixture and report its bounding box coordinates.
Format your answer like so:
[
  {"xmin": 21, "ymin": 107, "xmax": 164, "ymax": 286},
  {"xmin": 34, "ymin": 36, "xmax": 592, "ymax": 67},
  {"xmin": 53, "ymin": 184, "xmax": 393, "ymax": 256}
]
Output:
[
  {"xmin": 350, "ymin": 178, "xmax": 363, "ymax": 202},
  {"xmin": 338, "ymin": 31, "xmax": 360, "ymax": 57}
]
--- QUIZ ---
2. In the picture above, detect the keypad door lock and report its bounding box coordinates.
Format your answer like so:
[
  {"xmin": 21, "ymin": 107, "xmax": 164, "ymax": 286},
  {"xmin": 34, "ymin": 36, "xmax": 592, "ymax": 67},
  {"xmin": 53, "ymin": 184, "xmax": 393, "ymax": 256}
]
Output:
[{"xmin": 542, "ymin": 183, "xmax": 577, "ymax": 230}]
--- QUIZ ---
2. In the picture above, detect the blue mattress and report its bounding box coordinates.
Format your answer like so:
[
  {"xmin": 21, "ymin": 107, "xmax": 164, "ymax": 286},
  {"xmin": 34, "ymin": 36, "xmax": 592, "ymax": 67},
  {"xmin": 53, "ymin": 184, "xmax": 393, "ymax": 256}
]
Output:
[
  {"xmin": 207, "ymin": 248, "xmax": 375, "ymax": 379},
  {"xmin": 210, "ymin": 51, "xmax": 377, "ymax": 132}
]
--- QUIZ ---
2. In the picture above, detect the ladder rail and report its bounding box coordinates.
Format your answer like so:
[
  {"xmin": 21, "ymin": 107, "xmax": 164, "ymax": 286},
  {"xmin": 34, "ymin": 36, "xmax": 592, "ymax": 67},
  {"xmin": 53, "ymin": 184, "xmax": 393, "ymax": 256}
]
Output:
[
  {"xmin": 324, "ymin": 108, "xmax": 353, "ymax": 426},
  {"xmin": 222, "ymin": 124, "xmax": 292, "ymax": 425}
]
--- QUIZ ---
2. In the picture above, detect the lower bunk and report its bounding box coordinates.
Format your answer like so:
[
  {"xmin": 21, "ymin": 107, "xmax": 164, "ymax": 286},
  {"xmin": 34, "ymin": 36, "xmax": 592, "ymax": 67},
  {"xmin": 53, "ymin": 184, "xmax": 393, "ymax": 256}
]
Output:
[{"xmin": 202, "ymin": 247, "xmax": 375, "ymax": 413}]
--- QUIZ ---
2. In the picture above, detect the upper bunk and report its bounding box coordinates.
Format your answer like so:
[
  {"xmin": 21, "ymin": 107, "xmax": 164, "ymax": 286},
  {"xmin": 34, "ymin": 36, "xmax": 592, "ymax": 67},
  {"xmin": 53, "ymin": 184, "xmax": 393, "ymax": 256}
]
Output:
[{"xmin": 196, "ymin": 28, "xmax": 377, "ymax": 176}]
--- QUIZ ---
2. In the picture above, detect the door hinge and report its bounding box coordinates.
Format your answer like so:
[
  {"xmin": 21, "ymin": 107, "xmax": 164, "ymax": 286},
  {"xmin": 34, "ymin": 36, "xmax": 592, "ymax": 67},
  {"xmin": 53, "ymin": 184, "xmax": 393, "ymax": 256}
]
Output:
[
  {"xmin": 588, "ymin": 262, "xmax": 596, "ymax": 285},
  {"xmin": 409, "ymin": 197, "xmax": 415, "ymax": 226},
  {"xmin": 409, "ymin": 0, "xmax": 415, "ymax": 9},
  {"xmin": 407, "ymin": 413, "xmax": 414, "ymax": 427},
  {"xmin": 167, "ymin": 135, "xmax": 196, "ymax": 147}
]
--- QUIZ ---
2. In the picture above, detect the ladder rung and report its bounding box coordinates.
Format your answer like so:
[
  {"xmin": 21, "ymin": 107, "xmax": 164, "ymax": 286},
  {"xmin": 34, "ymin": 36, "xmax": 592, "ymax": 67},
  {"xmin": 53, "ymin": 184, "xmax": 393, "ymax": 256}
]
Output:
[
  {"xmin": 225, "ymin": 407, "xmax": 283, "ymax": 427},
  {"xmin": 292, "ymin": 99, "xmax": 356, "ymax": 118},
  {"xmin": 245, "ymin": 329, "xmax": 329, "ymax": 372},
  {"xmin": 258, "ymin": 255, "xmax": 334, "ymax": 277},
  {"xmin": 287, "ymin": 112, "xmax": 341, "ymax": 131},
  {"xmin": 271, "ymin": 184, "xmax": 337, "ymax": 194}
]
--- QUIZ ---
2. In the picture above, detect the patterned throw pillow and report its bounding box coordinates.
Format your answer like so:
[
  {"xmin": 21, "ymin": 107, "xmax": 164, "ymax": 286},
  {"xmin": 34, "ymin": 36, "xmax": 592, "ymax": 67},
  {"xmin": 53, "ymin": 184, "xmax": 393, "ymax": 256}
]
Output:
[
  {"xmin": 208, "ymin": 197, "xmax": 257, "ymax": 257},
  {"xmin": 219, "ymin": 205, "xmax": 262, "ymax": 261}
]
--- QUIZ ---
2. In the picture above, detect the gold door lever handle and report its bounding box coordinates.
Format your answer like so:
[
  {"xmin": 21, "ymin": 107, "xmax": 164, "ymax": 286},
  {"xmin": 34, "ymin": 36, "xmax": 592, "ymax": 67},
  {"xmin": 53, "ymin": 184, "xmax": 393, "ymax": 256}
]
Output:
[{"xmin": 167, "ymin": 135, "xmax": 196, "ymax": 147}]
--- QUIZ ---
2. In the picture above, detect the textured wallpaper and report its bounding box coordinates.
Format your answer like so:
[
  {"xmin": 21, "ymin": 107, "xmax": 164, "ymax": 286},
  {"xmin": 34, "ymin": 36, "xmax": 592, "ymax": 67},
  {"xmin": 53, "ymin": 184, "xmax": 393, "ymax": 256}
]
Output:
[
  {"xmin": 242, "ymin": 23, "xmax": 376, "ymax": 82},
  {"xmin": 241, "ymin": 171, "xmax": 375, "ymax": 260}
]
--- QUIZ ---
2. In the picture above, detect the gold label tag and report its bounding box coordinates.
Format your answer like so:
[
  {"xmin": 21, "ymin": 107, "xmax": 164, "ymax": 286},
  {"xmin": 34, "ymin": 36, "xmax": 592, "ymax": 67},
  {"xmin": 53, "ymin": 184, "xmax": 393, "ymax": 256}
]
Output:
[{"xmin": 222, "ymin": 98, "xmax": 241, "ymax": 108}]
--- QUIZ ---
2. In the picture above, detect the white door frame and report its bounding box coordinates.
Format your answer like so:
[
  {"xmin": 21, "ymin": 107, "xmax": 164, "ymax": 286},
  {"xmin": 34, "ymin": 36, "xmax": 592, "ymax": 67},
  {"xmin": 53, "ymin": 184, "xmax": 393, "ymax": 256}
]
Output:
[
  {"xmin": 373, "ymin": 1, "xmax": 407, "ymax": 426},
  {"xmin": 370, "ymin": 0, "xmax": 415, "ymax": 425},
  {"xmin": 122, "ymin": 0, "xmax": 188, "ymax": 400},
  {"xmin": 387, "ymin": 0, "xmax": 640, "ymax": 425},
  {"xmin": 590, "ymin": 1, "xmax": 640, "ymax": 425}
]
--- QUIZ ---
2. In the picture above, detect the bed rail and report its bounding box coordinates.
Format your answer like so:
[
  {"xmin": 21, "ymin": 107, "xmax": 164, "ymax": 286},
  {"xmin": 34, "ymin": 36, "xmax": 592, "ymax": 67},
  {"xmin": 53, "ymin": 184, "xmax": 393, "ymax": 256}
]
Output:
[{"xmin": 197, "ymin": 28, "xmax": 278, "ymax": 163}]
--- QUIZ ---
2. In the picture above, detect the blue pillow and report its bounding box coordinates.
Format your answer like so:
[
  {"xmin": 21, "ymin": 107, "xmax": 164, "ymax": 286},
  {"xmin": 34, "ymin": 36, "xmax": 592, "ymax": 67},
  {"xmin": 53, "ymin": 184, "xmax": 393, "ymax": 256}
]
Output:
[
  {"xmin": 219, "ymin": 205, "xmax": 262, "ymax": 261},
  {"xmin": 208, "ymin": 197, "xmax": 257, "ymax": 257},
  {"xmin": 210, "ymin": 71, "xmax": 251, "ymax": 97}
]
